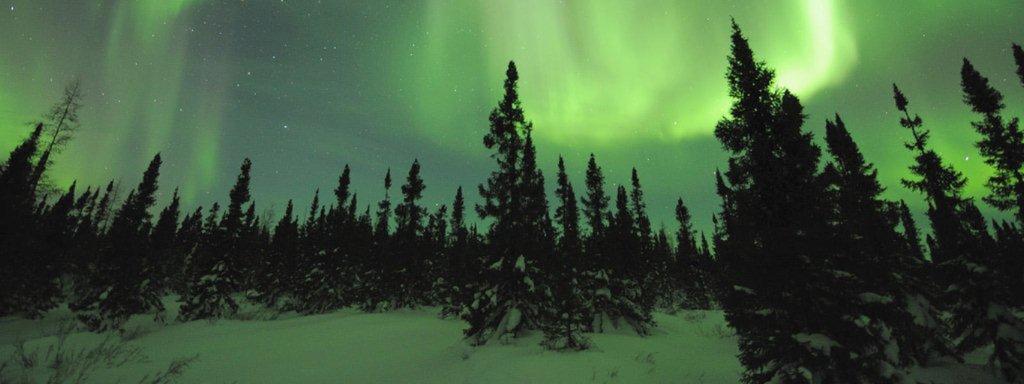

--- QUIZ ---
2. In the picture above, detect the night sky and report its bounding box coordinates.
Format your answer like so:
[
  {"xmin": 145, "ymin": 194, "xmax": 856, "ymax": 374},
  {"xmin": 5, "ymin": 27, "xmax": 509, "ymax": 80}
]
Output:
[{"xmin": 2, "ymin": 0, "xmax": 1022, "ymax": 233}]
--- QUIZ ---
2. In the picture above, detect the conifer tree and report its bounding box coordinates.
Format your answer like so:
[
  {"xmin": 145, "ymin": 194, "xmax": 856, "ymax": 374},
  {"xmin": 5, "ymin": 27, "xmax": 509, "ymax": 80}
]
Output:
[
  {"xmin": 172, "ymin": 206, "xmax": 204, "ymax": 293},
  {"xmin": 465, "ymin": 61, "xmax": 552, "ymax": 345},
  {"xmin": 254, "ymin": 200, "xmax": 299, "ymax": 307},
  {"xmin": 296, "ymin": 166, "xmax": 357, "ymax": 313},
  {"xmin": 93, "ymin": 181, "xmax": 116, "ymax": 231},
  {"xmin": 960, "ymin": 59, "xmax": 1024, "ymax": 225},
  {"xmin": 442, "ymin": 187, "xmax": 475, "ymax": 317},
  {"xmin": 518, "ymin": 131, "xmax": 557, "ymax": 277},
  {"xmin": 179, "ymin": 159, "xmax": 253, "ymax": 321},
  {"xmin": 714, "ymin": 22, "xmax": 900, "ymax": 383},
  {"xmin": 542, "ymin": 156, "xmax": 590, "ymax": 350},
  {"xmin": 424, "ymin": 204, "xmax": 448, "ymax": 304},
  {"xmin": 33, "ymin": 181, "xmax": 77, "ymax": 315},
  {"xmin": 629, "ymin": 169, "xmax": 659, "ymax": 309},
  {"xmin": 362, "ymin": 170, "xmax": 393, "ymax": 311},
  {"xmin": 393, "ymin": 159, "xmax": 427, "ymax": 308},
  {"xmin": 675, "ymin": 197, "xmax": 711, "ymax": 309},
  {"xmin": 31, "ymin": 81, "xmax": 83, "ymax": 193},
  {"xmin": 554, "ymin": 157, "xmax": 583, "ymax": 270},
  {"xmin": 291, "ymin": 190, "xmax": 320, "ymax": 308},
  {"xmin": 222, "ymin": 160, "xmax": 254, "ymax": 285},
  {"xmin": 824, "ymin": 115, "xmax": 953, "ymax": 366},
  {"xmin": 590, "ymin": 185, "xmax": 653, "ymax": 334},
  {"xmin": 581, "ymin": 154, "xmax": 610, "ymax": 242},
  {"xmin": 151, "ymin": 189, "xmax": 180, "ymax": 252},
  {"xmin": 376, "ymin": 169, "xmax": 392, "ymax": 239},
  {"xmin": 150, "ymin": 188, "xmax": 181, "ymax": 292},
  {"xmin": 894, "ymin": 85, "xmax": 1024, "ymax": 382},
  {"xmin": 0, "ymin": 123, "xmax": 45, "ymax": 316},
  {"xmin": 75, "ymin": 154, "xmax": 165, "ymax": 330},
  {"xmin": 897, "ymin": 201, "xmax": 926, "ymax": 262}
]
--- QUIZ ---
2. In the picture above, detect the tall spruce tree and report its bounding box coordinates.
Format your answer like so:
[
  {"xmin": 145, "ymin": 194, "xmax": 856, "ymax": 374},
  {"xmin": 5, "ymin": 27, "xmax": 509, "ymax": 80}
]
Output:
[
  {"xmin": 629, "ymin": 169, "xmax": 660, "ymax": 310},
  {"xmin": 581, "ymin": 154, "xmax": 610, "ymax": 242},
  {"xmin": 362, "ymin": 169, "xmax": 393, "ymax": 311},
  {"xmin": 897, "ymin": 201, "xmax": 926, "ymax": 262},
  {"xmin": 714, "ymin": 22, "xmax": 901, "ymax": 383},
  {"xmin": 894, "ymin": 85, "xmax": 1024, "ymax": 382},
  {"xmin": 74, "ymin": 154, "xmax": 165, "ymax": 330},
  {"xmin": 542, "ymin": 156, "xmax": 590, "ymax": 350},
  {"xmin": 150, "ymin": 188, "xmax": 181, "ymax": 293},
  {"xmin": 675, "ymin": 197, "xmax": 711, "ymax": 309},
  {"xmin": 33, "ymin": 182, "xmax": 76, "ymax": 317},
  {"xmin": 424, "ymin": 204, "xmax": 448, "ymax": 304},
  {"xmin": 441, "ymin": 186, "xmax": 477, "ymax": 318},
  {"xmin": 554, "ymin": 157, "xmax": 583, "ymax": 270},
  {"xmin": 824, "ymin": 115, "xmax": 953, "ymax": 366},
  {"xmin": 960, "ymin": 59, "xmax": 1024, "ymax": 225},
  {"xmin": 0, "ymin": 124, "xmax": 46, "ymax": 316},
  {"xmin": 254, "ymin": 199, "xmax": 299, "ymax": 307},
  {"xmin": 393, "ymin": 160, "xmax": 427, "ymax": 308},
  {"xmin": 465, "ymin": 61, "xmax": 553, "ymax": 345},
  {"xmin": 296, "ymin": 166, "xmax": 357, "ymax": 313},
  {"xmin": 590, "ymin": 184, "xmax": 653, "ymax": 334},
  {"xmin": 178, "ymin": 158, "xmax": 253, "ymax": 321}
]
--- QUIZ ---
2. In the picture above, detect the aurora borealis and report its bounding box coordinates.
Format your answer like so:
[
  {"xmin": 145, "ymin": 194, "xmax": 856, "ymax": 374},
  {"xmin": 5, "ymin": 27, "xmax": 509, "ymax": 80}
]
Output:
[{"xmin": 2, "ymin": 0, "xmax": 1022, "ymax": 232}]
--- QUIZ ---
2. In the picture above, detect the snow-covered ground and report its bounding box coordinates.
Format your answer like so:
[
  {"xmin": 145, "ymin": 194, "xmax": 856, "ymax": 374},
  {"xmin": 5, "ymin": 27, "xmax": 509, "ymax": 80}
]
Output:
[{"xmin": 0, "ymin": 298, "xmax": 1009, "ymax": 383}]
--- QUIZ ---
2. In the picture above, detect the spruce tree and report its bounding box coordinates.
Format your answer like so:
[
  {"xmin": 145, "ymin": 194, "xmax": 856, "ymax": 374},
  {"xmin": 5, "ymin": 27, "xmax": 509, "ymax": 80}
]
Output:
[
  {"xmin": 824, "ymin": 115, "xmax": 953, "ymax": 366},
  {"xmin": 960, "ymin": 59, "xmax": 1024, "ymax": 225},
  {"xmin": 592, "ymin": 185, "xmax": 653, "ymax": 334},
  {"xmin": 465, "ymin": 61, "xmax": 553, "ymax": 345},
  {"xmin": 0, "ymin": 123, "xmax": 45, "ymax": 316},
  {"xmin": 629, "ymin": 169, "xmax": 659, "ymax": 310},
  {"xmin": 74, "ymin": 154, "xmax": 165, "ymax": 330},
  {"xmin": 150, "ymin": 188, "xmax": 181, "ymax": 293},
  {"xmin": 222, "ymin": 159, "xmax": 254, "ymax": 287},
  {"xmin": 178, "ymin": 158, "xmax": 253, "ymax": 321},
  {"xmin": 675, "ymin": 197, "xmax": 711, "ymax": 309},
  {"xmin": 897, "ymin": 201, "xmax": 926, "ymax": 262},
  {"xmin": 542, "ymin": 156, "xmax": 590, "ymax": 350},
  {"xmin": 254, "ymin": 199, "xmax": 299, "ymax": 307},
  {"xmin": 442, "ymin": 187, "xmax": 475, "ymax": 318},
  {"xmin": 894, "ymin": 85, "xmax": 1024, "ymax": 382},
  {"xmin": 424, "ymin": 204, "xmax": 448, "ymax": 304},
  {"xmin": 33, "ymin": 182, "xmax": 77, "ymax": 316},
  {"xmin": 581, "ymin": 154, "xmax": 610, "ymax": 241},
  {"xmin": 296, "ymin": 166, "xmax": 356, "ymax": 313},
  {"xmin": 362, "ymin": 169, "xmax": 393, "ymax": 311},
  {"xmin": 554, "ymin": 157, "xmax": 583, "ymax": 268},
  {"xmin": 393, "ymin": 159, "xmax": 427, "ymax": 308},
  {"xmin": 714, "ymin": 22, "xmax": 900, "ymax": 383}
]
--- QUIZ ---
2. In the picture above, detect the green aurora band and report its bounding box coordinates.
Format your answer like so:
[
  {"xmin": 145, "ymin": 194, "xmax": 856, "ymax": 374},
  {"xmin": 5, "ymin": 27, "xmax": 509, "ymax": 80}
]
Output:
[{"xmin": 1, "ymin": 0, "xmax": 1022, "ymax": 233}]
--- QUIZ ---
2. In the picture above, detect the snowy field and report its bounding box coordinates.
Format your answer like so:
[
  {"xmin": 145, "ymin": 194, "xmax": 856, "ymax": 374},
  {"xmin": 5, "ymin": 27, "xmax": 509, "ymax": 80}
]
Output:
[{"xmin": 0, "ymin": 298, "xmax": 1009, "ymax": 383}]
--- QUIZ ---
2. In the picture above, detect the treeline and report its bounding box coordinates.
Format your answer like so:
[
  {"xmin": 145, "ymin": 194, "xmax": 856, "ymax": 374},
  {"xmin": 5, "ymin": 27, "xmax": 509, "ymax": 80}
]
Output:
[
  {"xmin": 0, "ymin": 67, "xmax": 715, "ymax": 348},
  {"xmin": 1, "ymin": 22, "xmax": 1023, "ymax": 384}
]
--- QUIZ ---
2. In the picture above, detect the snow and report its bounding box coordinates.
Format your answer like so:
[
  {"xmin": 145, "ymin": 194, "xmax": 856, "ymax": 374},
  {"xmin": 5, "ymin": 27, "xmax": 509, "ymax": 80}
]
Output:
[
  {"xmin": 732, "ymin": 285, "xmax": 754, "ymax": 294},
  {"xmin": 906, "ymin": 293, "xmax": 938, "ymax": 327},
  {"xmin": 514, "ymin": 255, "xmax": 526, "ymax": 272},
  {"xmin": 857, "ymin": 292, "xmax": 893, "ymax": 304},
  {"xmin": 793, "ymin": 333, "xmax": 839, "ymax": 356},
  {"xmin": 0, "ymin": 299, "xmax": 1012, "ymax": 383}
]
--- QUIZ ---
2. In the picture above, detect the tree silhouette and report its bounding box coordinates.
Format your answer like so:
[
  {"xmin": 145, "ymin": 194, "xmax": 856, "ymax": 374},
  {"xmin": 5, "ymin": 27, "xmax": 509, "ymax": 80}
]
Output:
[
  {"xmin": 465, "ymin": 61, "xmax": 553, "ymax": 346},
  {"xmin": 894, "ymin": 85, "xmax": 1024, "ymax": 382}
]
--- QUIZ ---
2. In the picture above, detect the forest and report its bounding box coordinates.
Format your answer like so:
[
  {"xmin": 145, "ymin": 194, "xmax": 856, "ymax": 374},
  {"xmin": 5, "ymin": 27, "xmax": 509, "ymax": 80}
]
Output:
[{"xmin": 1, "ymin": 22, "xmax": 1023, "ymax": 384}]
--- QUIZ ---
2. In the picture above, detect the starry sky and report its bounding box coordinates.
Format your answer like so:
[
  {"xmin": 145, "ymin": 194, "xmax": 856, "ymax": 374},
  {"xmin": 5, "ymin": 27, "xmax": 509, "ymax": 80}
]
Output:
[{"xmin": 2, "ymin": 0, "xmax": 1022, "ymax": 233}]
